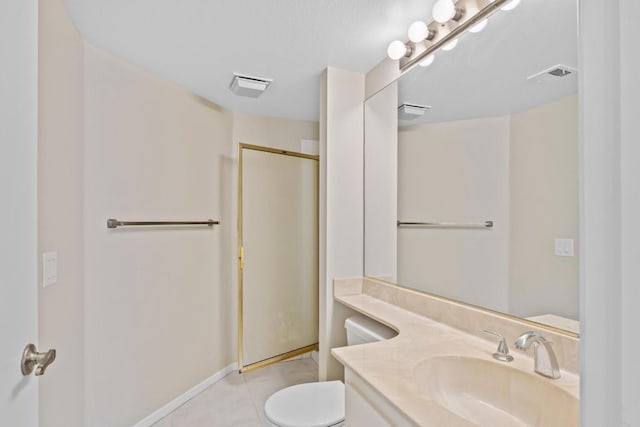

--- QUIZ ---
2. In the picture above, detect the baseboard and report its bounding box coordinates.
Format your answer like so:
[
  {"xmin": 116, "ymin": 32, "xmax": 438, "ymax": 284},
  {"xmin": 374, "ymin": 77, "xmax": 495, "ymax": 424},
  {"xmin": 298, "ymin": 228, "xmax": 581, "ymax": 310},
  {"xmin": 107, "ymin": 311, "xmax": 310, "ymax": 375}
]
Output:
[{"xmin": 132, "ymin": 362, "xmax": 238, "ymax": 427}]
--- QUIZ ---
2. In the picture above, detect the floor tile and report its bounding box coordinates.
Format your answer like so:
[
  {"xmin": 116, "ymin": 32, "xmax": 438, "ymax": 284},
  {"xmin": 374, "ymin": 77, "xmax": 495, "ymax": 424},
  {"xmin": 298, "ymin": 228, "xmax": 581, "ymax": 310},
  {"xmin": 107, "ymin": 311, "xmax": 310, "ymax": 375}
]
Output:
[{"xmin": 153, "ymin": 358, "xmax": 318, "ymax": 427}]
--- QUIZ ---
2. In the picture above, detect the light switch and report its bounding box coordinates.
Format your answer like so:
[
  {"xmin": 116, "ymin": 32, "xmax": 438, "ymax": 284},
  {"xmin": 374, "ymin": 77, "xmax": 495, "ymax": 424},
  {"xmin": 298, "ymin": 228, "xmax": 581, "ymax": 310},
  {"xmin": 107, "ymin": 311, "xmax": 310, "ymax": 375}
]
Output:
[
  {"xmin": 554, "ymin": 239, "xmax": 574, "ymax": 257},
  {"xmin": 43, "ymin": 251, "xmax": 58, "ymax": 287}
]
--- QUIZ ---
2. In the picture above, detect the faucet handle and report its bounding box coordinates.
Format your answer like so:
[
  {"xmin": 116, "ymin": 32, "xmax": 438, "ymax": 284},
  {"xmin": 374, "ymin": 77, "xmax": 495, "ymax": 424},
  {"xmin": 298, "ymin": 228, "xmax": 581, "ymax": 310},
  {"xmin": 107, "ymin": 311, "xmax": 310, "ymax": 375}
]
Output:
[{"xmin": 483, "ymin": 330, "xmax": 514, "ymax": 362}]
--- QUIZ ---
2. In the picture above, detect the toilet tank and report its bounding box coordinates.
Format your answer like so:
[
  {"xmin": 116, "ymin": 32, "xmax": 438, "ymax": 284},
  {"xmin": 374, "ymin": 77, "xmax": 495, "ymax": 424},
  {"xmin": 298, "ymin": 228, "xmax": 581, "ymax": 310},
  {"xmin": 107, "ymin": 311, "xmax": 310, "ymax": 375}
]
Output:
[{"xmin": 345, "ymin": 314, "xmax": 397, "ymax": 345}]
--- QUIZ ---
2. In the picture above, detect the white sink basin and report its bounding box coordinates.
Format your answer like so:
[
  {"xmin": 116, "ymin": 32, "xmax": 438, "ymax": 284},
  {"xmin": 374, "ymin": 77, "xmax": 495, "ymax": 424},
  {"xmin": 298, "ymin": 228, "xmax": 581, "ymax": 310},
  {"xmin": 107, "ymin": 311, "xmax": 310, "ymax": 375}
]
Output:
[{"xmin": 414, "ymin": 356, "xmax": 578, "ymax": 427}]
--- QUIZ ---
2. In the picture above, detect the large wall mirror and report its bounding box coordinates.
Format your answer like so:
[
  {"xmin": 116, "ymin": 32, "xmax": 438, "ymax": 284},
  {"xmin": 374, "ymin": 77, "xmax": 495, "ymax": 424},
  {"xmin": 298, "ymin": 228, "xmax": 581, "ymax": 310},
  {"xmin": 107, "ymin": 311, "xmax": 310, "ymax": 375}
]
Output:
[{"xmin": 364, "ymin": 0, "xmax": 579, "ymax": 335}]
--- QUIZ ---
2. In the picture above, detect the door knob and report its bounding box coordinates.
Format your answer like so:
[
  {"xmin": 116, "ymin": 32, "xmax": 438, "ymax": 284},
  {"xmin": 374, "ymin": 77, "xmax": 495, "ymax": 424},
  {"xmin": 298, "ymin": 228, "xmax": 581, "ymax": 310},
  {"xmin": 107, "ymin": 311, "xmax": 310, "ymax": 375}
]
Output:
[{"xmin": 21, "ymin": 343, "xmax": 56, "ymax": 376}]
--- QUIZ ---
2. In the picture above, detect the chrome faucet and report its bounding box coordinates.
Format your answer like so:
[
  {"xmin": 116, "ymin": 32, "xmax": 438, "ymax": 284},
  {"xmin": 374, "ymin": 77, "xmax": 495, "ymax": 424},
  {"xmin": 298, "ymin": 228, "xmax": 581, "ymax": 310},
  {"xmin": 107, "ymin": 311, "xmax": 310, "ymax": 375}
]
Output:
[{"xmin": 514, "ymin": 331, "xmax": 561, "ymax": 379}]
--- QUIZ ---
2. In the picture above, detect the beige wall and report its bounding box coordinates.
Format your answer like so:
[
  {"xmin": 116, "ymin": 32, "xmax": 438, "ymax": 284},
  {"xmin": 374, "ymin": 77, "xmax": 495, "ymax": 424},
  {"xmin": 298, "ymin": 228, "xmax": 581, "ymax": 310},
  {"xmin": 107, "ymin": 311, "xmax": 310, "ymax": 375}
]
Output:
[
  {"xmin": 365, "ymin": 56, "xmax": 416, "ymax": 100},
  {"xmin": 77, "ymin": 90, "xmax": 319, "ymax": 425},
  {"xmin": 319, "ymin": 68, "xmax": 364, "ymax": 381},
  {"xmin": 393, "ymin": 96, "xmax": 578, "ymax": 320},
  {"xmin": 233, "ymin": 112, "xmax": 319, "ymax": 152},
  {"xmin": 364, "ymin": 82, "xmax": 398, "ymax": 282},
  {"xmin": 397, "ymin": 117, "xmax": 511, "ymax": 312},
  {"xmin": 82, "ymin": 45, "xmax": 235, "ymax": 426},
  {"xmin": 38, "ymin": 0, "xmax": 85, "ymax": 425},
  {"xmin": 38, "ymin": 33, "xmax": 322, "ymax": 426},
  {"xmin": 509, "ymin": 95, "xmax": 578, "ymax": 319},
  {"xmin": 39, "ymin": 4, "xmax": 322, "ymax": 425}
]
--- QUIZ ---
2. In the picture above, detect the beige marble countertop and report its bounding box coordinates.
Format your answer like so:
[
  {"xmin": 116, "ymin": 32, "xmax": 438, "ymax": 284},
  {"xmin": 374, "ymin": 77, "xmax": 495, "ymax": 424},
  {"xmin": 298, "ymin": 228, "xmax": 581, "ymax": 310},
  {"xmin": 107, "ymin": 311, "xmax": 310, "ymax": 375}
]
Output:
[
  {"xmin": 526, "ymin": 314, "xmax": 579, "ymax": 335},
  {"xmin": 332, "ymin": 289, "xmax": 580, "ymax": 426}
]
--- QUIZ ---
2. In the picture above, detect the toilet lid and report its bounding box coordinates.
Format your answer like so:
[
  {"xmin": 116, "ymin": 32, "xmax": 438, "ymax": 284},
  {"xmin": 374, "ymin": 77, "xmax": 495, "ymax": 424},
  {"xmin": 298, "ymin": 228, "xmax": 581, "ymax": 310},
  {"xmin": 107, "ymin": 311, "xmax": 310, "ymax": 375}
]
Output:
[{"xmin": 264, "ymin": 381, "xmax": 345, "ymax": 427}]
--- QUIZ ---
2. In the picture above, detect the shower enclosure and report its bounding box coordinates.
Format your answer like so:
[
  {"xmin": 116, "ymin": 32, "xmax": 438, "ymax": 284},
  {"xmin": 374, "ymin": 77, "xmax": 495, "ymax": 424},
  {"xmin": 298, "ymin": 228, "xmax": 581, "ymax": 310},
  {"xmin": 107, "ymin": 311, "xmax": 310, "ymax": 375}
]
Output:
[{"xmin": 237, "ymin": 143, "xmax": 319, "ymax": 372}]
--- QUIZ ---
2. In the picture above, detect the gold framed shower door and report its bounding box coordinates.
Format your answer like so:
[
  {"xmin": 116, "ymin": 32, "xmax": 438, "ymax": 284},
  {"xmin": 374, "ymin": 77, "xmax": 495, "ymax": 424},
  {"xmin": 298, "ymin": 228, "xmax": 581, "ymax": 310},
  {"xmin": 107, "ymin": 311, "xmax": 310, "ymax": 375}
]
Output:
[{"xmin": 237, "ymin": 143, "xmax": 319, "ymax": 373}]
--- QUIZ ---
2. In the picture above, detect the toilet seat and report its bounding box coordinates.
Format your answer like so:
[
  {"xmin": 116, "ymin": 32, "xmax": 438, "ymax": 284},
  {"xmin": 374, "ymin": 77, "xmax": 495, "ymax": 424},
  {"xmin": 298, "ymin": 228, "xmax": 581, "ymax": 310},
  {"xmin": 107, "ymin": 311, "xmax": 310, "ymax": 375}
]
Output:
[{"xmin": 264, "ymin": 381, "xmax": 345, "ymax": 427}]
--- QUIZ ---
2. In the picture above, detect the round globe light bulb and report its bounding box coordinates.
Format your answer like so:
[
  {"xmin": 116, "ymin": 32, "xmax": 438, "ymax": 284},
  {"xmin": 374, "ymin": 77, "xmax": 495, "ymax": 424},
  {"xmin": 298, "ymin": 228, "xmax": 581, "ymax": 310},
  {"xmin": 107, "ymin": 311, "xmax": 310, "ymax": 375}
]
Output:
[
  {"xmin": 432, "ymin": 0, "xmax": 456, "ymax": 24},
  {"xmin": 442, "ymin": 38, "xmax": 458, "ymax": 51},
  {"xmin": 501, "ymin": 0, "xmax": 520, "ymax": 11},
  {"xmin": 408, "ymin": 21, "xmax": 429, "ymax": 43},
  {"xmin": 469, "ymin": 19, "xmax": 488, "ymax": 33},
  {"xmin": 419, "ymin": 55, "xmax": 435, "ymax": 67},
  {"xmin": 387, "ymin": 40, "xmax": 408, "ymax": 60}
]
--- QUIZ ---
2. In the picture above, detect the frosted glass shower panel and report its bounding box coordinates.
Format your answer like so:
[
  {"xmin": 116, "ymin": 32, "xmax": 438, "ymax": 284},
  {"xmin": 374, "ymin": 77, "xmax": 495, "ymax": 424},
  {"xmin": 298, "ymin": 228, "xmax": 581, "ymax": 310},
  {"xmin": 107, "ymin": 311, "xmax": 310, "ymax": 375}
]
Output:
[{"xmin": 241, "ymin": 147, "xmax": 319, "ymax": 367}]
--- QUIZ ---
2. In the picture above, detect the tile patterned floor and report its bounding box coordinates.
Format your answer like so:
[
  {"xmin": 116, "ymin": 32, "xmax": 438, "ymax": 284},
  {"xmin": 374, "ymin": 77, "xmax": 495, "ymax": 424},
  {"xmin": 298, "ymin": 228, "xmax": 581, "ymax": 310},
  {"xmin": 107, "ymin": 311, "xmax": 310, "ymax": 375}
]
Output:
[{"xmin": 153, "ymin": 358, "xmax": 318, "ymax": 427}]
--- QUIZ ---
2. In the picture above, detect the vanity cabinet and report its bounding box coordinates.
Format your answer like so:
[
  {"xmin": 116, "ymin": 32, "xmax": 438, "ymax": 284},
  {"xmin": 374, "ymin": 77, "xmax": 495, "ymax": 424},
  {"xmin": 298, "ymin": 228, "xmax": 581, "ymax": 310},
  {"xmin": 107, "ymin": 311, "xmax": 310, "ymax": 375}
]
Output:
[{"xmin": 344, "ymin": 368, "xmax": 417, "ymax": 427}]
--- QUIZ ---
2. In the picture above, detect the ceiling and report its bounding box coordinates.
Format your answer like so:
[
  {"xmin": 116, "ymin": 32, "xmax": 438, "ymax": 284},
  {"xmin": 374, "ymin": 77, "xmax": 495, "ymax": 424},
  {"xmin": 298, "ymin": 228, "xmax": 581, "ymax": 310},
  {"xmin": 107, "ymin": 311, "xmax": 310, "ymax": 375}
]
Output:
[
  {"xmin": 64, "ymin": 0, "xmax": 577, "ymax": 124},
  {"xmin": 397, "ymin": 0, "xmax": 578, "ymax": 125},
  {"xmin": 64, "ymin": 0, "xmax": 439, "ymax": 121}
]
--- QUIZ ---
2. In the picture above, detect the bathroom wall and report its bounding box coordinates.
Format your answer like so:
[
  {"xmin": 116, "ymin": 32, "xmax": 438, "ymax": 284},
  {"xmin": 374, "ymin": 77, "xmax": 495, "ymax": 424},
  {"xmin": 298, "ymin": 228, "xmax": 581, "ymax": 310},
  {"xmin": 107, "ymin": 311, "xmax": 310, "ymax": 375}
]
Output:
[
  {"xmin": 38, "ymin": 5, "xmax": 322, "ymax": 422},
  {"xmin": 509, "ymin": 95, "xmax": 578, "ymax": 319},
  {"xmin": 38, "ymin": 3, "xmax": 359, "ymax": 424},
  {"xmin": 620, "ymin": 4, "xmax": 640, "ymax": 423},
  {"xmin": 394, "ymin": 95, "xmax": 577, "ymax": 319},
  {"xmin": 397, "ymin": 116, "xmax": 511, "ymax": 312},
  {"xmin": 364, "ymin": 82, "xmax": 398, "ymax": 282},
  {"xmin": 365, "ymin": 58, "xmax": 407, "ymax": 99},
  {"xmin": 38, "ymin": 0, "xmax": 85, "ymax": 425},
  {"xmin": 83, "ymin": 46, "xmax": 235, "ymax": 426},
  {"xmin": 580, "ymin": 2, "xmax": 640, "ymax": 424},
  {"xmin": 232, "ymin": 112, "xmax": 319, "ymax": 152},
  {"xmin": 36, "ymin": 1, "xmax": 341, "ymax": 421},
  {"xmin": 319, "ymin": 67, "xmax": 364, "ymax": 381},
  {"xmin": 80, "ymin": 46, "xmax": 321, "ymax": 425}
]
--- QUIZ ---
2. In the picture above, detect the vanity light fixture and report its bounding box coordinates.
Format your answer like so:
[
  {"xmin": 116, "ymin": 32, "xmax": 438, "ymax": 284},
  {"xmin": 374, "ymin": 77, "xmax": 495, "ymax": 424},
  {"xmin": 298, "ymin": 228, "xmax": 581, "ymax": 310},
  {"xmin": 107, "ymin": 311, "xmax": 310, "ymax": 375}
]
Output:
[
  {"xmin": 501, "ymin": 0, "xmax": 520, "ymax": 11},
  {"xmin": 419, "ymin": 55, "xmax": 435, "ymax": 67},
  {"xmin": 469, "ymin": 18, "xmax": 488, "ymax": 33},
  {"xmin": 386, "ymin": 0, "xmax": 517, "ymax": 70},
  {"xmin": 442, "ymin": 38, "xmax": 458, "ymax": 51},
  {"xmin": 432, "ymin": 0, "xmax": 464, "ymax": 24},
  {"xmin": 408, "ymin": 21, "xmax": 429, "ymax": 43},
  {"xmin": 387, "ymin": 40, "xmax": 412, "ymax": 60}
]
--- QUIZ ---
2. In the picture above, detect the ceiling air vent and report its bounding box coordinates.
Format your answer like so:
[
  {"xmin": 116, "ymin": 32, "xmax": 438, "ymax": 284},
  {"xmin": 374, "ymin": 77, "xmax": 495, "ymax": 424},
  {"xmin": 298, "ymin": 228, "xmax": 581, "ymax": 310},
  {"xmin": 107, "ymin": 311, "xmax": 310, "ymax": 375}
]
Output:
[
  {"xmin": 398, "ymin": 103, "xmax": 430, "ymax": 120},
  {"xmin": 527, "ymin": 64, "xmax": 577, "ymax": 83},
  {"xmin": 229, "ymin": 73, "xmax": 273, "ymax": 98}
]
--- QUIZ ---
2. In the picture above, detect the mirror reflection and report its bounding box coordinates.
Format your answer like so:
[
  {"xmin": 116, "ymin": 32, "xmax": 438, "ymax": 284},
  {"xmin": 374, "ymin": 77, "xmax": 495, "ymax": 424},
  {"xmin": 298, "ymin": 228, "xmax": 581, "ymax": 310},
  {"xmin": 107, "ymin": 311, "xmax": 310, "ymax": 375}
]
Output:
[{"xmin": 364, "ymin": 0, "xmax": 579, "ymax": 334}]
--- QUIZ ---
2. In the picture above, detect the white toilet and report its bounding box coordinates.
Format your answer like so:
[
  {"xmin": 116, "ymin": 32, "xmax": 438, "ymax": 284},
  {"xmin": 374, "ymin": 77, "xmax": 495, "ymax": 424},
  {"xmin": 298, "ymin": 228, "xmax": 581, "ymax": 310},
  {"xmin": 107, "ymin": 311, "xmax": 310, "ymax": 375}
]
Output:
[{"xmin": 264, "ymin": 314, "xmax": 397, "ymax": 427}]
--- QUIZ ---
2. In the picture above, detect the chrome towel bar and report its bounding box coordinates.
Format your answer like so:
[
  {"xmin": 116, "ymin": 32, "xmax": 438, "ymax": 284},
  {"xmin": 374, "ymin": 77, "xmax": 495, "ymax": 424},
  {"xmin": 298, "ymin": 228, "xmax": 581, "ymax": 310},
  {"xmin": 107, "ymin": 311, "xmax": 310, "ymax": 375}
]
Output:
[
  {"xmin": 397, "ymin": 220, "xmax": 493, "ymax": 229},
  {"xmin": 107, "ymin": 219, "xmax": 220, "ymax": 229}
]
